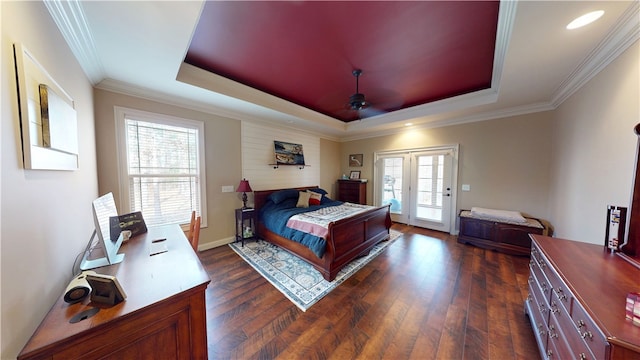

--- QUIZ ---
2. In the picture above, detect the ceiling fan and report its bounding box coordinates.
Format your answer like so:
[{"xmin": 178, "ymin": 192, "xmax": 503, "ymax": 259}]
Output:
[
  {"xmin": 346, "ymin": 69, "xmax": 391, "ymax": 120},
  {"xmin": 349, "ymin": 69, "xmax": 368, "ymax": 111}
]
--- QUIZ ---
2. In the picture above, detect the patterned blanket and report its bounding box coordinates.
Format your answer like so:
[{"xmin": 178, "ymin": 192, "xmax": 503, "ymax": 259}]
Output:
[{"xmin": 286, "ymin": 203, "xmax": 374, "ymax": 239}]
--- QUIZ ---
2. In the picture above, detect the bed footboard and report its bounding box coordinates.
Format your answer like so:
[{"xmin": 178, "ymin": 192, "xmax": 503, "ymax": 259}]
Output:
[
  {"xmin": 325, "ymin": 204, "xmax": 391, "ymax": 279},
  {"xmin": 253, "ymin": 185, "xmax": 392, "ymax": 281}
]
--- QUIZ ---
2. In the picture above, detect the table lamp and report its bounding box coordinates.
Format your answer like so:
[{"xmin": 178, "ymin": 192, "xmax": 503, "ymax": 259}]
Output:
[{"xmin": 236, "ymin": 178, "xmax": 253, "ymax": 209}]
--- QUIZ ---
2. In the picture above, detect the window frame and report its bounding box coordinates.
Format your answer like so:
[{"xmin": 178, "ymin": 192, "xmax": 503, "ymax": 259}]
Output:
[{"xmin": 115, "ymin": 106, "xmax": 207, "ymax": 228}]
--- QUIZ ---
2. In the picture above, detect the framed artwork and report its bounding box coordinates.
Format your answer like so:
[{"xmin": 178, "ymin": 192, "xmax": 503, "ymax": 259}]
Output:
[
  {"xmin": 349, "ymin": 171, "xmax": 361, "ymax": 180},
  {"xmin": 274, "ymin": 140, "xmax": 305, "ymax": 165},
  {"xmin": 13, "ymin": 43, "xmax": 79, "ymax": 170},
  {"xmin": 349, "ymin": 154, "xmax": 363, "ymax": 167}
]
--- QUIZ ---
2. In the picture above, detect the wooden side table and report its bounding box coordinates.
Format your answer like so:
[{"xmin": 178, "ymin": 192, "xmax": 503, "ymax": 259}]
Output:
[
  {"xmin": 337, "ymin": 179, "xmax": 367, "ymax": 204},
  {"xmin": 235, "ymin": 208, "xmax": 257, "ymax": 246}
]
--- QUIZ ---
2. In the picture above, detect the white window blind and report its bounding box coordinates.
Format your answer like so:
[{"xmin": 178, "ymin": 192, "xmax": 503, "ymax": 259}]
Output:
[{"xmin": 117, "ymin": 108, "xmax": 206, "ymax": 228}]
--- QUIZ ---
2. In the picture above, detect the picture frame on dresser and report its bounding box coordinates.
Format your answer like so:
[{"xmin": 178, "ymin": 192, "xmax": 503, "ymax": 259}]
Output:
[{"xmin": 349, "ymin": 171, "xmax": 360, "ymax": 180}]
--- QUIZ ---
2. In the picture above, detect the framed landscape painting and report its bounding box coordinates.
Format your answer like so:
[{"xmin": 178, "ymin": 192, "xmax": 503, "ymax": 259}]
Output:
[{"xmin": 274, "ymin": 140, "xmax": 305, "ymax": 165}]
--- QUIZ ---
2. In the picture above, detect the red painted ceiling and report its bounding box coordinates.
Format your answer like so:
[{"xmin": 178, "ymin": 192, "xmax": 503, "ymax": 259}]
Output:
[{"xmin": 185, "ymin": 1, "xmax": 499, "ymax": 122}]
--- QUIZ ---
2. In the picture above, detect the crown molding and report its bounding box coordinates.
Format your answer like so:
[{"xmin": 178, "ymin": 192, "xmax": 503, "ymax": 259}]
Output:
[
  {"xmin": 491, "ymin": 0, "xmax": 518, "ymax": 93},
  {"xmin": 339, "ymin": 101, "xmax": 555, "ymax": 142},
  {"xmin": 96, "ymin": 79, "xmax": 343, "ymax": 142},
  {"xmin": 57, "ymin": 0, "xmax": 636, "ymax": 143},
  {"xmin": 44, "ymin": 0, "xmax": 104, "ymax": 84}
]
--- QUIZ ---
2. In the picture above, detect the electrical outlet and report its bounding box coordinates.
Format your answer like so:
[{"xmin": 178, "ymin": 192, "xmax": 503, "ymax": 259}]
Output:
[{"xmin": 221, "ymin": 185, "xmax": 234, "ymax": 193}]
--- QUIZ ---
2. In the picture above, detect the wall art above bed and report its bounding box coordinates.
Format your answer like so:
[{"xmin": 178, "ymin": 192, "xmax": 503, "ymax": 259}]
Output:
[{"xmin": 273, "ymin": 140, "xmax": 305, "ymax": 166}]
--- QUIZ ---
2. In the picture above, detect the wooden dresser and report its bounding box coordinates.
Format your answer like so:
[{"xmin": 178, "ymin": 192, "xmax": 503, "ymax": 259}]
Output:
[
  {"xmin": 18, "ymin": 225, "xmax": 211, "ymax": 360},
  {"xmin": 337, "ymin": 179, "xmax": 366, "ymax": 204},
  {"xmin": 525, "ymin": 234, "xmax": 640, "ymax": 359}
]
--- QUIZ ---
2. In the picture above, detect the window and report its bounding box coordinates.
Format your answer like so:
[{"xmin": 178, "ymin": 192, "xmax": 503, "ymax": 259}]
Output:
[{"xmin": 116, "ymin": 107, "xmax": 206, "ymax": 227}]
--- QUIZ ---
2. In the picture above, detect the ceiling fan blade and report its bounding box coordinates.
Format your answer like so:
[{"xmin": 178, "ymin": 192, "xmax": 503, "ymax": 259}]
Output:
[{"xmin": 358, "ymin": 106, "xmax": 387, "ymax": 119}]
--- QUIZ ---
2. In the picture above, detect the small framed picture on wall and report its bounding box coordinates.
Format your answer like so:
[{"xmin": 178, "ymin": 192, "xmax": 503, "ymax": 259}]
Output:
[
  {"xmin": 349, "ymin": 171, "xmax": 361, "ymax": 180},
  {"xmin": 349, "ymin": 154, "xmax": 363, "ymax": 167}
]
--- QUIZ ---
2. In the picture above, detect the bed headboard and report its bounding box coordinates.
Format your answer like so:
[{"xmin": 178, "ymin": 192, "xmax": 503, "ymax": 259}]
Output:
[{"xmin": 253, "ymin": 186, "xmax": 320, "ymax": 212}]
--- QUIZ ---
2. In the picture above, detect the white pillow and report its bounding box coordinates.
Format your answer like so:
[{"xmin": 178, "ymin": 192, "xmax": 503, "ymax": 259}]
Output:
[
  {"xmin": 470, "ymin": 207, "xmax": 526, "ymax": 223},
  {"xmin": 296, "ymin": 191, "xmax": 311, "ymax": 208},
  {"xmin": 307, "ymin": 190, "xmax": 322, "ymax": 205}
]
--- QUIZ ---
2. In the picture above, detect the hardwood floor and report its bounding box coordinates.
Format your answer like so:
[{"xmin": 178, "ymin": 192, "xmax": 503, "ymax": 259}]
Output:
[{"xmin": 198, "ymin": 223, "xmax": 539, "ymax": 359}]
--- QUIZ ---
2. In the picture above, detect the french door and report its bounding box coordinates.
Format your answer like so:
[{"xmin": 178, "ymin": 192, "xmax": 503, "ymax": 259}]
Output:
[{"xmin": 374, "ymin": 146, "xmax": 458, "ymax": 233}]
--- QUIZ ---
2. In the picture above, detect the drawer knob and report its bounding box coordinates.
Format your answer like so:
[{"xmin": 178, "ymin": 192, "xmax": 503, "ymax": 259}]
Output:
[
  {"xmin": 579, "ymin": 353, "xmax": 587, "ymax": 360},
  {"xmin": 554, "ymin": 288, "xmax": 567, "ymax": 301},
  {"xmin": 576, "ymin": 320, "xmax": 585, "ymax": 329},
  {"xmin": 581, "ymin": 330, "xmax": 593, "ymax": 340}
]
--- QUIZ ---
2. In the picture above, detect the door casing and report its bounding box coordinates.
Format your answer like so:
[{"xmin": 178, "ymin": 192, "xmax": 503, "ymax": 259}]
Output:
[{"xmin": 373, "ymin": 145, "xmax": 459, "ymax": 234}]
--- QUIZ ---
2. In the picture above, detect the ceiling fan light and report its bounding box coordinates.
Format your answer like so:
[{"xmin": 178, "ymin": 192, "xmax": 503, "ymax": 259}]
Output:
[
  {"xmin": 349, "ymin": 93, "xmax": 367, "ymax": 110},
  {"xmin": 566, "ymin": 10, "xmax": 604, "ymax": 30}
]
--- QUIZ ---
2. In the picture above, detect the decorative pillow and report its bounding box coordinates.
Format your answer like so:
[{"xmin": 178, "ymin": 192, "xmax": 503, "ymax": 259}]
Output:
[
  {"xmin": 268, "ymin": 189, "xmax": 299, "ymax": 204},
  {"xmin": 307, "ymin": 190, "xmax": 322, "ymax": 206},
  {"xmin": 296, "ymin": 191, "xmax": 311, "ymax": 208}
]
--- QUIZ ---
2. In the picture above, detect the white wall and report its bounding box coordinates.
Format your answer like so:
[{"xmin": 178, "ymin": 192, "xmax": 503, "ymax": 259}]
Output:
[
  {"xmin": 548, "ymin": 40, "xmax": 640, "ymax": 244},
  {"xmin": 1, "ymin": 2, "xmax": 98, "ymax": 358},
  {"xmin": 241, "ymin": 121, "xmax": 321, "ymax": 195}
]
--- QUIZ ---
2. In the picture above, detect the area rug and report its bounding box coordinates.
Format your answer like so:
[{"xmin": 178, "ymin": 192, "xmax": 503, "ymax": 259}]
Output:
[{"xmin": 229, "ymin": 230, "xmax": 401, "ymax": 311}]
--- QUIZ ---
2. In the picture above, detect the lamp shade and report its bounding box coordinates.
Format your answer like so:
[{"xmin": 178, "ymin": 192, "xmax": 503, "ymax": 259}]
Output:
[{"xmin": 236, "ymin": 179, "xmax": 252, "ymax": 193}]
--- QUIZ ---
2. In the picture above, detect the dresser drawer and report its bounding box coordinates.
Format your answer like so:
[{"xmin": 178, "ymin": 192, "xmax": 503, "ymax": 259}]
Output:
[
  {"xmin": 530, "ymin": 258, "xmax": 553, "ymax": 304},
  {"xmin": 531, "ymin": 243, "xmax": 556, "ymax": 291},
  {"xmin": 526, "ymin": 284, "xmax": 550, "ymax": 357},
  {"xmin": 529, "ymin": 273, "xmax": 551, "ymax": 326},
  {"xmin": 547, "ymin": 311, "xmax": 573, "ymax": 359},
  {"xmin": 571, "ymin": 301, "xmax": 608, "ymax": 360},
  {"xmin": 546, "ymin": 268, "xmax": 573, "ymax": 315},
  {"xmin": 337, "ymin": 180, "xmax": 366, "ymax": 204},
  {"xmin": 550, "ymin": 299, "xmax": 597, "ymax": 360}
]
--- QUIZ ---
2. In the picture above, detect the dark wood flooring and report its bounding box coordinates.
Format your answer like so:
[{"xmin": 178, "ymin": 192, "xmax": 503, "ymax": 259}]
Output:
[{"xmin": 198, "ymin": 223, "xmax": 539, "ymax": 359}]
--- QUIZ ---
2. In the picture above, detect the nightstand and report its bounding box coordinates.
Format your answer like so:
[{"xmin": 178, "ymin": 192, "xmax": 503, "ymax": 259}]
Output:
[{"xmin": 235, "ymin": 208, "xmax": 257, "ymax": 246}]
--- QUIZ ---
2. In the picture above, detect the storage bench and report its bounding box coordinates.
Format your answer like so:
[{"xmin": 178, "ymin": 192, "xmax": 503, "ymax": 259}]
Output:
[{"xmin": 457, "ymin": 209, "xmax": 547, "ymax": 256}]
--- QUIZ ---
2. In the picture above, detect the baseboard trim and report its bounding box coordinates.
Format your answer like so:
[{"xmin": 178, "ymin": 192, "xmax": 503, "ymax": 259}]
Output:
[{"xmin": 197, "ymin": 236, "xmax": 234, "ymax": 252}]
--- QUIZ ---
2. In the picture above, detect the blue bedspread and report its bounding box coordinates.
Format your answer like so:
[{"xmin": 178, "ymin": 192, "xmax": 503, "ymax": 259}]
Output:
[{"xmin": 259, "ymin": 197, "xmax": 343, "ymax": 258}]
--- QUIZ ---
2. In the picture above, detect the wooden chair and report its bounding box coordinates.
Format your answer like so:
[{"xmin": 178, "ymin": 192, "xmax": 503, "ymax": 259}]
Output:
[{"xmin": 187, "ymin": 211, "xmax": 201, "ymax": 252}]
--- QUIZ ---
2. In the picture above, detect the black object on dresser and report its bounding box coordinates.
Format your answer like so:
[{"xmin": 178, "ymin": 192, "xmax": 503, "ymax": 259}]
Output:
[{"xmin": 337, "ymin": 179, "xmax": 366, "ymax": 204}]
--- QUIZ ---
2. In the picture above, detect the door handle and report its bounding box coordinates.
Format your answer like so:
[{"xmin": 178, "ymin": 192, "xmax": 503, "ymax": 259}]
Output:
[{"xmin": 445, "ymin": 194, "xmax": 451, "ymax": 197}]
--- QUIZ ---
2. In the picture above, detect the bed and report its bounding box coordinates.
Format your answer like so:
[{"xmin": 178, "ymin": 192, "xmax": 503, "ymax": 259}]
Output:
[
  {"xmin": 457, "ymin": 207, "xmax": 548, "ymax": 256},
  {"xmin": 254, "ymin": 186, "xmax": 392, "ymax": 281}
]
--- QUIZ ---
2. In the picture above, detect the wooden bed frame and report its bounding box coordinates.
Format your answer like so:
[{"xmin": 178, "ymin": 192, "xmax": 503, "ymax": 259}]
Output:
[{"xmin": 253, "ymin": 186, "xmax": 392, "ymax": 281}]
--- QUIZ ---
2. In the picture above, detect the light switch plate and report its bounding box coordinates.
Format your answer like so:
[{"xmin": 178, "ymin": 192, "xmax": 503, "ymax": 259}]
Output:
[
  {"xmin": 222, "ymin": 185, "xmax": 234, "ymax": 193},
  {"xmin": 461, "ymin": 184, "xmax": 471, "ymax": 191}
]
